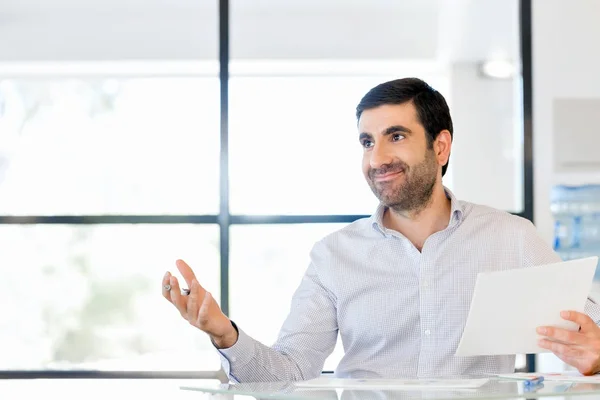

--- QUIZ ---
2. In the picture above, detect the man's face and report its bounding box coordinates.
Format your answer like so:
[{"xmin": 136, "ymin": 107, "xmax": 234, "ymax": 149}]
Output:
[{"xmin": 358, "ymin": 102, "xmax": 441, "ymax": 212}]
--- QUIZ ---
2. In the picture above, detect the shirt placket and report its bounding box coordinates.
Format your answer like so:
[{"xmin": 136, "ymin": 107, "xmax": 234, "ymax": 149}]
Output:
[{"xmin": 417, "ymin": 241, "xmax": 435, "ymax": 377}]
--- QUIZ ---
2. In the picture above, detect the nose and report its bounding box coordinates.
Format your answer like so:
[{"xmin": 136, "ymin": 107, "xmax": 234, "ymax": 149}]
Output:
[{"xmin": 369, "ymin": 143, "xmax": 394, "ymax": 170}]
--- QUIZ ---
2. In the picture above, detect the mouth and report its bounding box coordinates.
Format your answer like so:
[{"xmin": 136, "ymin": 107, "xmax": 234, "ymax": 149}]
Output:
[{"xmin": 372, "ymin": 170, "xmax": 404, "ymax": 182}]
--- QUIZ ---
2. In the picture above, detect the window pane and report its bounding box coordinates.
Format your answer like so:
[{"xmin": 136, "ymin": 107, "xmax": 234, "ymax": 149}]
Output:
[
  {"xmin": 0, "ymin": 77, "xmax": 219, "ymax": 215},
  {"xmin": 0, "ymin": 224, "xmax": 221, "ymax": 371},
  {"xmin": 230, "ymin": 224, "xmax": 347, "ymax": 371},
  {"xmin": 229, "ymin": 76, "xmax": 392, "ymax": 215}
]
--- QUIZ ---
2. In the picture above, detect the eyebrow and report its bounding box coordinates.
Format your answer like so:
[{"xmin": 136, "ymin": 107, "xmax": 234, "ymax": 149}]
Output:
[{"xmin": 359, "ymin": 125, "xmax": 412, "ymax": 141}]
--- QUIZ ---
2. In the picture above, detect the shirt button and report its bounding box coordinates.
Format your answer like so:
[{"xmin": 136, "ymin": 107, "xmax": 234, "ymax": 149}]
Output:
[
  {"xmin": 422, "ymin": 281, "xmax": 429, "ymax": 288},
  {"xmin": 424, "ymin": 329, "xmax": 431, "ymax": 336},
  {"xmin": 231, "ymin": 357, "xmax": 237, "ymax": 362}
]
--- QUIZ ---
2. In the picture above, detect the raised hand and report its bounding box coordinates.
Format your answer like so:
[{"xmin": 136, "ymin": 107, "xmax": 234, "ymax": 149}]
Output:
[{"xmin": 162, "ymin": 259, "xmax": 238, "ymax": 348}]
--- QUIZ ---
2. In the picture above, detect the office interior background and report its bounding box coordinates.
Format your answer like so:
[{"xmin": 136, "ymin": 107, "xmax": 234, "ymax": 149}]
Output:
[{"xmin": 0, "ymin": 0, "xmax": 599, "ymax": 381}]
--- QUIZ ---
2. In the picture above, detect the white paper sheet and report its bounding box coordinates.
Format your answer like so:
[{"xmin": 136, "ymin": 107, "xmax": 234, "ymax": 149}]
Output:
[
  {"xmin": 455, "ymin": 257, "xmax": 598, "ymax": 356},
  {"xmin": 295, "ymin": 378, "xmax": 489, "ymax": 390}
]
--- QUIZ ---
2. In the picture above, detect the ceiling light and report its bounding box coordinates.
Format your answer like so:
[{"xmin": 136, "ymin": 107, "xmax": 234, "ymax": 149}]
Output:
[{"xmin": 480, "ymin": 60, "xmax": 517, "ymax": 79}]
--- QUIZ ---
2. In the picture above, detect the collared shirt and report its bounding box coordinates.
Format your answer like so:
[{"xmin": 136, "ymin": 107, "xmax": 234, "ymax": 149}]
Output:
[{"xmin": 218, "ymin": 188, "xmax": 600, "ymax": 382}]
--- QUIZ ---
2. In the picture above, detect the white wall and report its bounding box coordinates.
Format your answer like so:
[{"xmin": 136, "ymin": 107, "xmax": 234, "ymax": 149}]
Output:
[
  {"xmin": 533, "ymin": 0, "xmax": 600, "ymax": 372},
  {"xmin": 533, "ymin": 0, "xmax": 600, "ymax": 244},
  {"xmin": 449, "ymin": 63, "xmax": 522, "ymax": 212},
  {"xmin": 0, "ymin": 2, "xmax": 219, "ymax": 61},
  {"xmin": 0, "ymin": 0, "xmax": 518, "ymax": 62},
  {"xmin": 0, "ymin": 0, "xmax": 439, "ymax": 61}
]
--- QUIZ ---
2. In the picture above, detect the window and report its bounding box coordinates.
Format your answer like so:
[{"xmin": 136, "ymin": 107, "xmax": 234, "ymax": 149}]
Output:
[
  {"xmin": 0, "ymin": 0, "xmax": 532, "ymax": 376},
  {"xmin": 0, "ymin": 67, "xmax": 222, "ymax": 372},
  {"xmin": 0, "ymin": 77, "xmax": 219, "ymax": 216},
  {"xmin": 0, "ymin": 224, "xmax": 220, "ymax": 370}
]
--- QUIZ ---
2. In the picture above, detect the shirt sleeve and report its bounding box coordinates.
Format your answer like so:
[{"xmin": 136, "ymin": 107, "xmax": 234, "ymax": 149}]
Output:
[
  {"xmin": 216, "ymin": 261, "xmax": 338, "ymax": 382},
  {"xmin": 521, "ymin": 218, "xmax": 600, "ymax": 323}
]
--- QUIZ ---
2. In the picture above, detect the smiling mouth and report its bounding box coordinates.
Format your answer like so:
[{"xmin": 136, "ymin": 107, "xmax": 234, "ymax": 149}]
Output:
[{"xmin": 372, "ymin": 170, "xmax": 404, "ymax": 182}]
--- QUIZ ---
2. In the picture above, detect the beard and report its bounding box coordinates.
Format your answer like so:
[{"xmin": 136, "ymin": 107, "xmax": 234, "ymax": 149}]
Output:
[{"xmin": 367, "ymin": 149, "xmax": 438, "ymax": 213}]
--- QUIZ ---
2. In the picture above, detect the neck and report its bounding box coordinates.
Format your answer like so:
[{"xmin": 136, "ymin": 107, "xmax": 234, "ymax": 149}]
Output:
[{"xmin": 382, "ymin": 184, "xmax": 452, "ymax": 251}]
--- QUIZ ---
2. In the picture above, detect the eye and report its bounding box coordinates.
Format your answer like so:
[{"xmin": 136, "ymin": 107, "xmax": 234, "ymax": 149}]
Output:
[
  {"xmin": 392, "ymin": 133, "xmax": 404, "ymax": 142},
  {"xmin": 361, "ymin": 139, "xmax": 374, "ymax": 149}
]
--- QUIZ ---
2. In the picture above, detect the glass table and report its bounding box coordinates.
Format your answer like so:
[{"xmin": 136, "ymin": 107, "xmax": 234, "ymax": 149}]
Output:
[
  {"xmin": 2, "ymin": 378, "xmax": 600, "ymax": 399},
  {"xmin": 180, "ymin": 378, "xmax": 600, "ymax": 399}
]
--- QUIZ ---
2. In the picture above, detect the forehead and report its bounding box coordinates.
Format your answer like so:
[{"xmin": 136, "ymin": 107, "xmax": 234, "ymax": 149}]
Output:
[{"xmin": 358, "ymin": 102, "xmax": 422, "ymax": 134}]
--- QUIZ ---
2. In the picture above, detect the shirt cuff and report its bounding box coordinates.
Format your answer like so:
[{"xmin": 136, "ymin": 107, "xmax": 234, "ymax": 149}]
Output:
[
  {"xmin": 215, "ymin": 321, "xmax": 256, "ymax": 375},
  {"xmin": 585, "ymin": 297, "xmax": 600, "ymax": 324}
]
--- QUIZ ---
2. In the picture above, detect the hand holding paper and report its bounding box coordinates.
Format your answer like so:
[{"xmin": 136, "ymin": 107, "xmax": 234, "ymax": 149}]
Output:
[
  {"xmin": 455, "ymin": 257, "xmax": 598, "ymax": 357},
  {"xmin": 537, "ymin": 310, "xmax": 600, "ymax": 375}
]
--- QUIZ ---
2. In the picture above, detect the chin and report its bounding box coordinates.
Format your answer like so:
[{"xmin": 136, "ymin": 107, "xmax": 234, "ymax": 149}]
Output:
[{"xmin": 375, "ymin": 192, "xmax": 398, "ymax": 206}]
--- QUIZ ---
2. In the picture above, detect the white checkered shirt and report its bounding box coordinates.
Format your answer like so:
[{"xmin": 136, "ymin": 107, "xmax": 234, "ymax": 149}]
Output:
[{"xmin": 218, "ymin": 188, "xmax": 600, "ymax": 382}]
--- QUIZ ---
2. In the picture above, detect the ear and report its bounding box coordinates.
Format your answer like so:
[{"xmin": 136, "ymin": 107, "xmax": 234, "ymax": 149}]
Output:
[{"xmin": 434, "ymin": 130, "xmax": 452, "ymax": 167}]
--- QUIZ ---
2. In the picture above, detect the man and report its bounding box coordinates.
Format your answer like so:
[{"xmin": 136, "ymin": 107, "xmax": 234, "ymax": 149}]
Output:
[{"xmin": 162, "ymin": 78, "xmax": 600, "ymax": 382}]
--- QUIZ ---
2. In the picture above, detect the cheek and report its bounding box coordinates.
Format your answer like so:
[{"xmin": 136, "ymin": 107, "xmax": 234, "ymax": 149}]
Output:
[
  {"xmin": 402, "ymin": 146, "xmax": 427, "ymax": 167},
  {"xmin": 361, "ymin": 154, "xmax": 371, "ymax": 177}
]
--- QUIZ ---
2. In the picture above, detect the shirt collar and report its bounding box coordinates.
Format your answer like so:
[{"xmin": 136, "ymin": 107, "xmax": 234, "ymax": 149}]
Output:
[{"xmin": 370, "ymin": 186, "xmax": 464, "ymax": 237}]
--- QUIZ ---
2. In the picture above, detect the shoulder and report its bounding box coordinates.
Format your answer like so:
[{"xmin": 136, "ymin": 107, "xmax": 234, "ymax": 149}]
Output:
[
  {"xmin": 310, "ymin": 216, "xmax": 377, "ymax": 264},
  {"xmin": 459, "ymin": 200, "xmax": 559, "ymax": 265},
  {"xmin": 460, "ymin": 200, "xmax": 535, "ymax": 233}
]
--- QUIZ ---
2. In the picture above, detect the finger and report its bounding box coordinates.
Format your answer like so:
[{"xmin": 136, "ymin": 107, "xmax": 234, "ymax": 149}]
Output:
[
  {"xmin": 197, "ymin": 291, "xmax": 213, "ymax": 327},
  {"xmin": 176, "ymin": 259, "xmax": 209, "ymax": 294},
  {"xmin": 561, "ymin": 311, "xmax": 597, "ymax": 332},
  {"xmin": 538, "ymin": 338, "xmax": 588, "ymax": 358},
  {"xmin": 176, "ymin": 259, "xmax": 198, "ymax": 289},
  {"xmin": 186, "ymin": 280, "xmax": 201, "ymax": 324},
  {"xmin": 169, "ymin": 276, "xmax": 188, "ymax": 317},
  {"xmin": 162, "ymin": 271, "xmax": 172, "ymax": 301},
  {"xmin": 537, "ymin": 326, "xmax": 589, "ymax": 346}
]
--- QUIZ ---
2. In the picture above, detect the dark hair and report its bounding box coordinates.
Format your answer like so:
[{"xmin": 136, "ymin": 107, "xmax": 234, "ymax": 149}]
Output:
[{"xmin": 356, "ymin": 77, "xmax": 453, "ymax": 177}]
